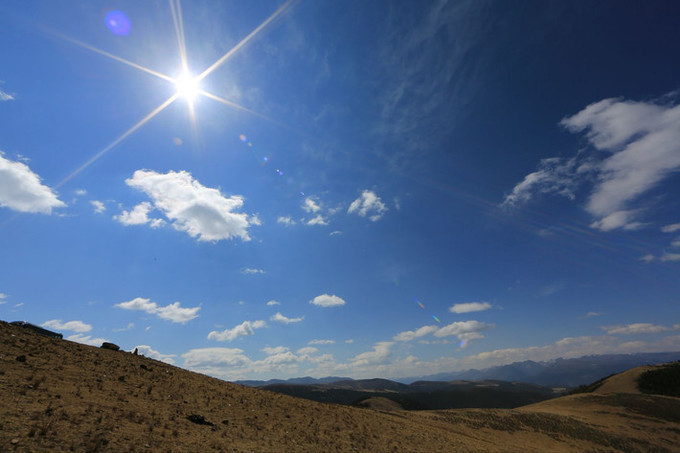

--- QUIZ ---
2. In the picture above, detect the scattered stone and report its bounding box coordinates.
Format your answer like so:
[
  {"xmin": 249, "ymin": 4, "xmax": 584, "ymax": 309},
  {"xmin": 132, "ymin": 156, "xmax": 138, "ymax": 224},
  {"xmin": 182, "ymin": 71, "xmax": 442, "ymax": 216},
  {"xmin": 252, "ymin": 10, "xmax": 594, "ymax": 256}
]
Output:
[
  {"xmin": 100, "ymin": 342, "xmax": 120, "ymax": 351},
  {"xmin": 11, "ymin": 438, "xmax": 20, "ymax": 445},
  {"xmin": 15, "ymin": 355, "xmax": 26, "ymax": 362},
  {"xmin": 187, "ymin": 414, "xmax": 214, "ymax": 426},
  {"xmin": 222, "ymin": 419, "xmax": 229, "ymax": 425},
  {"xmin": 140, "ymin": 364, "xmax": 152, "ymax": 371},
  {"xmin": 133, "ymin": 348, "xmax": 138, "ymax": 355}
]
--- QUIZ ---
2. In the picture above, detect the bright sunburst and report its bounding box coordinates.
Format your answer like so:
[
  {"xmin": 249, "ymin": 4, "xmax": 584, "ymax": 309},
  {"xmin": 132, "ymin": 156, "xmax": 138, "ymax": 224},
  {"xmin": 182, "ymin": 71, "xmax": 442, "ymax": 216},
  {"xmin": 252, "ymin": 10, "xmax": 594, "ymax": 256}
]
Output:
[
  {"xmin": 174, "ymin": 71, "xmax": 200, "ymax": 102},
  {"xmin": 56, "ymin": 0, "xmax": 294, "ymax": 186}
]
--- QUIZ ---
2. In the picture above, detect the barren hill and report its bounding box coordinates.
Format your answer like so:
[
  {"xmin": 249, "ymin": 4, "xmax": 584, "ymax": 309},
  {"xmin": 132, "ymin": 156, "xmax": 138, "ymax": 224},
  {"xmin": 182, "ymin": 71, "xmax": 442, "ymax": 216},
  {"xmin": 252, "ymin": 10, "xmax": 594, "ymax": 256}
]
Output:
[{"xmin": 2, "ymin": 321, "xmax": 679, "ymax": 452}]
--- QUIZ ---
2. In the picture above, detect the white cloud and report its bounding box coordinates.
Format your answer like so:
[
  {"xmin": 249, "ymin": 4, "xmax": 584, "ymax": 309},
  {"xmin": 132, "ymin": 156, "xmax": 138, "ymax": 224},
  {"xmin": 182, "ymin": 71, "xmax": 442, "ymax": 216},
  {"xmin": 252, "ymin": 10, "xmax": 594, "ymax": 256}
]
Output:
[
  {"xmin": 41, "ymin": 319, "xmax": 92, "ymax": 333},
  {"xmin": 74, "ymin": 189, "xmax": 87, "ymax": 196},
  {"xmin": 449, "ymin": 302, "xmax": 492, "ymax": 314},
  {"xmin": 329, "ymin": 230, "xmax": 342, "ymax": 236},
  {"xmin": 308, "ymin": 339, "xmax": 335, "ymax": 345},
  {"xmin": 207, "ymin": 320, "xmax": 266, "ymax": 341},
  {"xmin": 0, "ymin": 152, "xmax": 65, "ymax": 214},
  {"xmin": 132, "ymin": 345, "xmax": 176, "ymax": 364},
  {"xmin": 309, "ymin": 294, "xmax": 345, "ymax": 307},
  {"xmin": 661, "ymin": 223, "xmax": 680, "ymax": 233},
  {"xmin": 661, "ymin": 252, "xmax": 680, "ymax": 262},
  {"xmin": 393, "ymin": 325, "xmax": 439, "ymax": 342},
  {"xmin": 90, "ymin": 200, "xmax": 106, "ymax": 214},
  {"xmin": 277, "ymin": 216, "xmax": 296, "ymax": 226},
  {"xmin": 602, "ymin": 323, "xmax": 670, "ymax": 335},
  {"xmin": 350, "ymin": 342, "xmax": 393, "ymax": 366},
  {"xmin": 306, "ymin": 214, "xmax": 328, "ymax": 226},
  {"xmin": 67, "ymin": 334, "xmax": 108, "ymax": 346},
  {"xmin": 0, "ymin": 293, "xmax": 6, "ymax": 304},
  {"xmin": 585, "ymin": 312, "xmax": 602, "ymax": 318},
  {"xmin": 348, "ymin": 190, "xmax": 388, "ymax": 221},
  {"xmin": 124, "ymin": 170, "xmax": 255, "ymax": 241},
  {"xmin": 266, "ymin": 300, "xmax": 281, "ymax": 306},
  {"xmin": 434, "ymin": 320, "xmax": 494, "ymax": 339},
  {"xmin": 262, "ymin": 346, "xmax": 289, "ymax": 355},
  {"xmin": 0, "ymin": 89, "xmax": 14, "ymax": 101},
  {"xmin": 114, "ymin": 202, "xmax": 155, "ymax": 226},
  {"xmin": 113, "ymin": 322, "xmax": 135, "ymax": 332},
  {"xmin": 345, "ymin": 339, "xmax": 354, "ymax": 344},
  {"xmin": 504, "ymin": 97, "xmax": 680, "ymax": 231},
  {"xmin": 182, "ymin": 347, "xmax": 250, "ymax": 367},
  {"xmin": 115, "ymin": 297, "xmax": 200, "ymax": 323},
  {"xmin": 270, "ymin": 312, "xmax": 304, "ymax": 324},
  {"xmin": 296, "ymin": 347, "xmax": 318, "ymax": 355},
  {"xmin": 302, "ymin": 197, "xmax": 321, "ymax": 213},
  {"xmin": 242, "ymin": 268, "xmax": 265, "ymax": 275}
]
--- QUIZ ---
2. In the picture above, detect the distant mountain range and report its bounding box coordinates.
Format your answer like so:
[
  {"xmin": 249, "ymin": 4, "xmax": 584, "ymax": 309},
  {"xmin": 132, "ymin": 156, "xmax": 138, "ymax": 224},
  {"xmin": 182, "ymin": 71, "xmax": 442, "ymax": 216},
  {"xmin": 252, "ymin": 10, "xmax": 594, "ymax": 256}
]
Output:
[{"xmin": 235, "ymin": 352, "xmax": 680, "ymax": 389}]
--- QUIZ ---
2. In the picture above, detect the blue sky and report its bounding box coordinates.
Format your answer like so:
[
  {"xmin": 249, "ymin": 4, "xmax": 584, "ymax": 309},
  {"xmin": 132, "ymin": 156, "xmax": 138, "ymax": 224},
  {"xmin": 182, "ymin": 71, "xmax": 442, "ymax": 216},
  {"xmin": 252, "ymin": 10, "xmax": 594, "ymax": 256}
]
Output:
[{"xmin": 1, "ymin": 0, "xmax": 680, "ymax": 381}]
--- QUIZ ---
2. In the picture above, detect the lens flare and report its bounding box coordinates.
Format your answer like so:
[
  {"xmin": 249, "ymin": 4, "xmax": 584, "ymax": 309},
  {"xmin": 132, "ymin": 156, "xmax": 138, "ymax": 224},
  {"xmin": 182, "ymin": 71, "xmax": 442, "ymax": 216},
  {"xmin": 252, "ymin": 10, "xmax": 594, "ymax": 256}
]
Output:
[
  {"xmin": 105, "ymin": 11, "xmax": 131, "ymax": 36},
  {"xmin": 432, "ymin": 314, "xmax": 441, "ymax": 323}
]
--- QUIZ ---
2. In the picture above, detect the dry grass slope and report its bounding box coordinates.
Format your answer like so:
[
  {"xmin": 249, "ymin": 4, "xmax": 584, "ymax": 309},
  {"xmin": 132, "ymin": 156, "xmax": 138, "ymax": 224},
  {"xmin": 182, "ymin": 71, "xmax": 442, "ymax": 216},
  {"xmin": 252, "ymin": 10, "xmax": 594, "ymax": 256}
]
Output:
[{"xmin": 1, "ymin": 321, "xmax": 679, "ymax": 452}]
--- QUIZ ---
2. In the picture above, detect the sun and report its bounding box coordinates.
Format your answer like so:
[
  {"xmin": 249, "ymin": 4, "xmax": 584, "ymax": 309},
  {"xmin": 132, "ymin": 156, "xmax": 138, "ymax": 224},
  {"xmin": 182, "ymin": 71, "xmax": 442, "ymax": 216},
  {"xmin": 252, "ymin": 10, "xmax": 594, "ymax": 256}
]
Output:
[{"xmin": 174, "ymin": 71, "xmax": 200, "ymax": 102}]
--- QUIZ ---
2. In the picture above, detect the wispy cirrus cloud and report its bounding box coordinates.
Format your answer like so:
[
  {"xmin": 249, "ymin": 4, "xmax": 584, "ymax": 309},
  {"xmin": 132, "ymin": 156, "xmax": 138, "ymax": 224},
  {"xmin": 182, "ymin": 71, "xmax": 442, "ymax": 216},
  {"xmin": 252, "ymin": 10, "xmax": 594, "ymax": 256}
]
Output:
[
  {"xmin": 503, "ymin": 96, "xmax": 680, "ymax": 231},
  {"xmin": 602, "ymin": 323, "xmax": 673, "ymax": 335},
  {"xmin": 115, "ymin": 297, "xmax": 200, "ymax": 323},
  {"xmin": 0, "ymin": 152, "xmax": 65, "ymax": 214}
]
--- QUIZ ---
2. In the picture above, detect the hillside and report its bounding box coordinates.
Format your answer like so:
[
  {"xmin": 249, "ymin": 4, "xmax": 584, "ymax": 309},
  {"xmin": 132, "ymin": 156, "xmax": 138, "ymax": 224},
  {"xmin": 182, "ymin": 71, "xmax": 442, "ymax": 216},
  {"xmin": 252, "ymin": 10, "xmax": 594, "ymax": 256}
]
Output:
[
  {"xmin": 260, "ymin": 379, "xmax": 557, "ymax": 410},
  {"xmin": 2, "ymin": 321, "xmax": 679, "ymax": 452}
]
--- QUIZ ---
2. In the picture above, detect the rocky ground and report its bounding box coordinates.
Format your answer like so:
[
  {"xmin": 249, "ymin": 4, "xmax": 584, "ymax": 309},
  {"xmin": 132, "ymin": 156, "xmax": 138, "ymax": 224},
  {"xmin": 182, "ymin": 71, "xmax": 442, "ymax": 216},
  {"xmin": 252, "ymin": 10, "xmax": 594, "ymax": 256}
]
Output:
[{"xmin": 1, "ymin": 321, "xmax": 679, "ymax": 452}]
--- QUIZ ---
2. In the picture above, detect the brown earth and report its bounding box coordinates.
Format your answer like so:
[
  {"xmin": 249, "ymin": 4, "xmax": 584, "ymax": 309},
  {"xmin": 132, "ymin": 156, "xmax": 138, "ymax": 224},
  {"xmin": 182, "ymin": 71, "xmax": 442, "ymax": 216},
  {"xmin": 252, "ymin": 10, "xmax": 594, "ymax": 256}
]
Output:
[{"xmin": 1, "ymin": 321, "xmax": 679, "ymax": 452}]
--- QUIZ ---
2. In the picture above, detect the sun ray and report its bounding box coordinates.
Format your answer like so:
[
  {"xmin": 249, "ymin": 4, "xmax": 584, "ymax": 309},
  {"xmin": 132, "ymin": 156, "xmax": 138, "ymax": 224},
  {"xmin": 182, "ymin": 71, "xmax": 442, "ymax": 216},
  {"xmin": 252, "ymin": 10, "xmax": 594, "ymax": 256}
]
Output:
[
  {"xmin": 57, "ymin": 95, "xmax": 178, "ymax": 188},
  {"xmin": 198, "ymin": 90, "xmax": 292, "ymax": 129},
  {"xmin": 197, "ymin": 0, "xmax": 295, "ymax": 82},
  {"xmin": 169, "ymin": 0, "xmax": 189, "ymax": 72},
  {"xmin": 55, "ymin": 33, "xmax": 174, "ymax": 83}
]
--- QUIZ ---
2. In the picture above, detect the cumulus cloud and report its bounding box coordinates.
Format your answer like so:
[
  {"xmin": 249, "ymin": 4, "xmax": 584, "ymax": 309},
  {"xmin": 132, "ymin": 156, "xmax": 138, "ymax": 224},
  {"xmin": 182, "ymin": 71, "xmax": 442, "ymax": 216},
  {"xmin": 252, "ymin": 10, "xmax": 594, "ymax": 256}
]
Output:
[
  {"xmin": 302, "ymin": 197, "xmax": 322, "ymax": 213},
  {"xmin": 585, "ymin": 312, "xmax": 603, "ymax": 318},
  {"xmin": 207, "ymin": 320, "xmax": 266, "ymax": 341},
  {"xmin": 41, "ymin": 319, "xmax": 92, "ymax": 333},
  {"xmin": 309, "ymin": 294, "xmax": 345, "ymax": 307},
  {"xmin": 277, "ymin": 216, "xmax": 296, "ymax": 226},
  {"xmin": 306, "ymin": 214, "xmax": 329, "ymax": 226},
  {"xmin": 262, "ymin": 346, "xmax": 289, "ymax": 355},
  {"xmin": 602, "ymin": 323, "xmax": 670, "ymax": 335},
  {"xmin": 67, "ymin": 334, "xmax": 108, "ymax": 346},
  {"xmin": 503, "ymin": 97, "xmax": 680, "ymax": 231},
  {"xmin": 90, "ymin": 200, "xmax": 106, "ymax": 214},
  {"xmin": 266, "ymin": 300, "xmax": 281, "ymax": 306},
  {"xmin": 270, "ymin": 312, "xmax": 304, "ymax": 324},
  {"xmin": 0, "ymin": 152, "xmax": 65, "ymax": 214},
  {"xmin": 182, "ymin": 347, "xmax": 250, "ymax": 367},
  {"xmin": 296, "ymin": 347, "xmax": 318, "ymax": 355},
  {"xmin": 124, "ymin": 170, "xmax": 255, "ymax": 241},
  {"xmin": 348, "ymin": 190, "xmax": 388, "ymax": 221},
  {"xmin": 132, "ymin": 345, "xmax": 176, "ymax": 364},
  {"xmin": 114, "ymin": 202, "xmax": 156, "ymax": 226},
  {"xmin": 350, "ymin": 342, "xmax": 393, "ymax": 366},
  {"xmin": 449, "ymin": 302, "xmax": 492, "ymax": 314},
  {"xmin": 115, "ymin": 297, "xmax": 200, "ymax": 323},
  {"xmin": 0, "ymin": 293, "xmax": 7, "ymax": 304},
  {"xmin": 393, "ymin": 325, "xmax": 439, "ymax": 342},
  {"xmin": 434, "ymin": 320, "xmax": 494, "ymax": 340}
]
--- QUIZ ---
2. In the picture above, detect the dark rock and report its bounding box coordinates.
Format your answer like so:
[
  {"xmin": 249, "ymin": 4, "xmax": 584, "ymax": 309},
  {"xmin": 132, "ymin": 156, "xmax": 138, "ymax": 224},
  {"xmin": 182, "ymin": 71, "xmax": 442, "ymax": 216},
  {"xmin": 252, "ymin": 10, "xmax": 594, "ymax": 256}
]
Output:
[
  {"xmin": 140, "ymin": 364, "xmax": 152, "ymax": 371},
  {"xmin": 16, "ymin": 355, "xmax": 26, "ymax": 362},
  {"xmin": 101, "ymin": 342, "xmax": 120, "ymax": 351},
  {"xmin": 187, "ymin": 414, "xmax": 214, "ymax": 426},
  {"xmin": 222, "ymin": 419, "xmax": 229, "ymax": 425}
]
